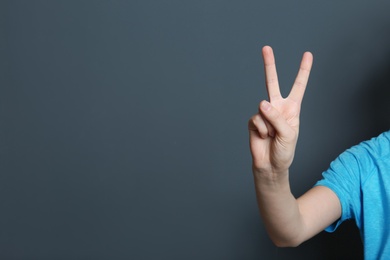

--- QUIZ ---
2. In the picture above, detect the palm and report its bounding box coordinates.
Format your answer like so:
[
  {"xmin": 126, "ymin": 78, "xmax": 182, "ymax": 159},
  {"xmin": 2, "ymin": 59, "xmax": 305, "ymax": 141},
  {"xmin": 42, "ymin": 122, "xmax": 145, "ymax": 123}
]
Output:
[{"xmin": 249, "ymin": 46, "xmax": 313, "ymax": 173}]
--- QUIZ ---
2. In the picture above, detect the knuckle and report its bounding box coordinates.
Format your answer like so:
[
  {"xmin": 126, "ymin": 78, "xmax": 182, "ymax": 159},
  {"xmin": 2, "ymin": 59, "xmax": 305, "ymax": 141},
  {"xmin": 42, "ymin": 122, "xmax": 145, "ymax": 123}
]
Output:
[{"xmin": 294, "ymin": 80, "xmax": 306, "ymax": 89}]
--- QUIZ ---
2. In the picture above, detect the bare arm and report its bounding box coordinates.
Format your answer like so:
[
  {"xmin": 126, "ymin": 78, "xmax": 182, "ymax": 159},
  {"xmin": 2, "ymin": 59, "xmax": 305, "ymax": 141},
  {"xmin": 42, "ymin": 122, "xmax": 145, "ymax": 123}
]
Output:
[{"xmin": 248, "ymin": 46, "xmax": 341, "ymax": 247}]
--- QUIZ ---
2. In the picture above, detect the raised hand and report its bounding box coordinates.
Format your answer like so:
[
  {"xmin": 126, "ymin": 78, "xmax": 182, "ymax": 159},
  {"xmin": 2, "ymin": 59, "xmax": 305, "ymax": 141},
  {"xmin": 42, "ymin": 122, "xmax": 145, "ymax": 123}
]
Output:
[
  {"xmin": 249, "ymin": 47, "xmax": 341, "ymax": 247},
  {"xmin": 248, "ymin": 46, "xmax": 313, "ymax": 175}
]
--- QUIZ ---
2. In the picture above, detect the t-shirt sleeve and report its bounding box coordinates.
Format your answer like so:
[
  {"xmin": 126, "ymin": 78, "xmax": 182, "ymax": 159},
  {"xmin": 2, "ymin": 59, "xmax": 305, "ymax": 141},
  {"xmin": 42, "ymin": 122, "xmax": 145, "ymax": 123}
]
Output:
[{"xmin": 314, "ymin": 147, "xmax": 365, "ymax": 232}]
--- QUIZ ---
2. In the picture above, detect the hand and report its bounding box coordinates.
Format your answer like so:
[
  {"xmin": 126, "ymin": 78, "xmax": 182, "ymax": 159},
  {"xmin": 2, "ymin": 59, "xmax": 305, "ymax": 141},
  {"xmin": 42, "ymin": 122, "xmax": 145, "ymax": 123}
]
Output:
[{"xmin": 248, "ymin": 46, "xmax": 313, "ymax": 175}]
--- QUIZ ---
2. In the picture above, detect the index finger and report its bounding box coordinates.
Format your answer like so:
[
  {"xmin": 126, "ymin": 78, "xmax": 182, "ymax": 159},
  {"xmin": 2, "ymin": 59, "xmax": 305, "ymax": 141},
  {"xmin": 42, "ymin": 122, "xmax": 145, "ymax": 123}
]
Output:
[
  {"xmin": 287, "ymin": 51, "xmax": 313, "ymax": 104},
  {"xmin": 262, "ymin": 46, "xmax": 281, "ymax": 102}
]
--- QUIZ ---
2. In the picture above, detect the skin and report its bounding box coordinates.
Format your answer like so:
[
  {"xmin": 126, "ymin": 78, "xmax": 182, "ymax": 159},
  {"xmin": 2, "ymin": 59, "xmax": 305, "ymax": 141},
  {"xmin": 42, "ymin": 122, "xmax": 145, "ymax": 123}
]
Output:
[{"xmin": 248, "ymin": 46, "xmax": 342, "ymax": 247}]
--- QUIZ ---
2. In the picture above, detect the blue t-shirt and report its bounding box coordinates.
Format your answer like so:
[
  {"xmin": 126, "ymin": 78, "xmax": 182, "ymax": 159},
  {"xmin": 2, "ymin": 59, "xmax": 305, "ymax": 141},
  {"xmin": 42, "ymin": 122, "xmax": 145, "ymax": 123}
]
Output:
[{"xmin": 315, "ymin": 130, "xmax": 390, "ymax": 259}]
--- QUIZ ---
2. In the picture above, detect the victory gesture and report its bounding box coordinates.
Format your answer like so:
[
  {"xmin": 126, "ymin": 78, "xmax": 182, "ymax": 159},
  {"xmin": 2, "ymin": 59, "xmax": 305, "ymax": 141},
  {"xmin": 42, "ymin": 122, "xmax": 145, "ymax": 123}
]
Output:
[
  {"xmin": 249, "ymin": 46, "xmax": 313, "ymax": 176},
  {"xmin": 249, "ymin": 47, "xmax": 342, "ymax": 247}
]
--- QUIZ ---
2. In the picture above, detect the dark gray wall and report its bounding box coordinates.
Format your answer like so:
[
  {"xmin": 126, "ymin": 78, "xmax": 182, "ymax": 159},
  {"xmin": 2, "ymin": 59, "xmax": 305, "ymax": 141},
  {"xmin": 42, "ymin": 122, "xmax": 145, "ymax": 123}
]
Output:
[{"xmin": 1, "ymin": 0, "xmax": 390, "ymax": 259}]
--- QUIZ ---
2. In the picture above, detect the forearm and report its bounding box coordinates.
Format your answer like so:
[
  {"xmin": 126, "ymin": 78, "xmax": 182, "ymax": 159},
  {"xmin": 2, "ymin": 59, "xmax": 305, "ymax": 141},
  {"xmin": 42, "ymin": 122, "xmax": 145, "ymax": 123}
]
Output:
[{"xmin": 253, "ymin": 169, "xmax": 305, "ymax": 247}]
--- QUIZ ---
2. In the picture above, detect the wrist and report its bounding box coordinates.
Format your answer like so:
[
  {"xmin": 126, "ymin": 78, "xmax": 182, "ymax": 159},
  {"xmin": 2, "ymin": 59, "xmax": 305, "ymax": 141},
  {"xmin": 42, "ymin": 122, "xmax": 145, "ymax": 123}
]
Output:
[{"xmin": 252, "ymin": 167, "xmax": 290, "ymax": 190}]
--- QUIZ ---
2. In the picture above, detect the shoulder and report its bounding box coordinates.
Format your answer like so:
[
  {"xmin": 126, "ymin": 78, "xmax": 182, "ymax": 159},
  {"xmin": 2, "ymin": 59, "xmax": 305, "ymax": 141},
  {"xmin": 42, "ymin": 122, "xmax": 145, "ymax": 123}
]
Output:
[
  {"xmin": 344, "ymin": 130, "xmax": 390, "ymax": 178},
  {"xmin": 317, "ymin": 130, "xmax": 390, "ymax": 196}
]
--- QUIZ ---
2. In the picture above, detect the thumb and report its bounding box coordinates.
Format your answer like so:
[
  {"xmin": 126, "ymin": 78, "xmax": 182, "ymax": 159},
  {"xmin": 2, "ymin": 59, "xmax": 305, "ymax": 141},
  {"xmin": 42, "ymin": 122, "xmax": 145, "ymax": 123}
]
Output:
[{"xmin": 259, "ymin": 101, "xmax": 294, "ymax": 139}]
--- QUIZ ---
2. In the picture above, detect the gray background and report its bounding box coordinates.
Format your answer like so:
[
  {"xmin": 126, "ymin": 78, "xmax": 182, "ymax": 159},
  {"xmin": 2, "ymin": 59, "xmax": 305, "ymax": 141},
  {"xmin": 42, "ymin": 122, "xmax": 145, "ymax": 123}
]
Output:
[{"xmin": 1, "ymin": 0, "xmax": 390, "ymax": 259}]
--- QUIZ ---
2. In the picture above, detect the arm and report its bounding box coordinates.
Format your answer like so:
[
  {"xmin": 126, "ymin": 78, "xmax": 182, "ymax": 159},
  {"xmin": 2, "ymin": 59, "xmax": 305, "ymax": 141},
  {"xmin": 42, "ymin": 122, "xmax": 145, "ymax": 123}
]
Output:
[{"xmin": 248, "ymin": 46, "xmax": 341, "ymax": 247}]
